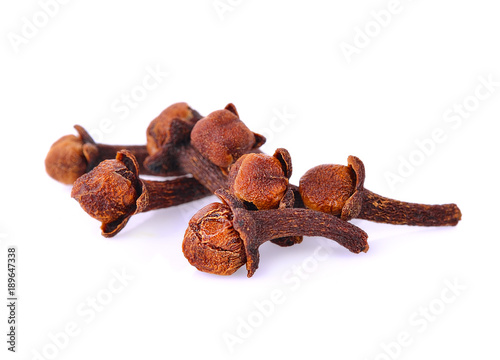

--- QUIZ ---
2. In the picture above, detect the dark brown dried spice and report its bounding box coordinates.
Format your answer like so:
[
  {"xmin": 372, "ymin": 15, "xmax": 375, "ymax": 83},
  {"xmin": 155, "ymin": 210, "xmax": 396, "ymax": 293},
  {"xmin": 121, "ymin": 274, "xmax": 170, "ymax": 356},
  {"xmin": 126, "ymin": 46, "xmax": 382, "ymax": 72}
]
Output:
[
  {"xmin": 299, "ymin": 156, "xmax": 462, "ymax": 226},
  {"xmin": 144, "ymin": 103, "xmax": 265, "ymax": 193},
  {"xmin": 183, "ymin": 189, "xmax": 369, "ymax": 277},
  {"xmin": 228, "ymin": 150, "xmax": 289, "ymax": 210},
  {"xmin": 45, "ymin": 125, "xmax": 154, "ymax": 185},
  {"xmin": 182, "ymin": 202, "xmax": 247, "ymax": 276},
  {"xmin": 45, "ymin": 102, "xmax": 200, "ymax": 184},
  {"xmin": 227, "ymin": 148, "xmax": 302, "ymax": 247},
  {"xmin": 190, "ymin": 103, "xmax": 266, "ymax": 169},
  {"xmin": 146, "ymin": 102, "xmax": 203, "ymax": 159},
  {"xmin": 71, "ymin": 150, "xmax": 210, "ymax": 237}
]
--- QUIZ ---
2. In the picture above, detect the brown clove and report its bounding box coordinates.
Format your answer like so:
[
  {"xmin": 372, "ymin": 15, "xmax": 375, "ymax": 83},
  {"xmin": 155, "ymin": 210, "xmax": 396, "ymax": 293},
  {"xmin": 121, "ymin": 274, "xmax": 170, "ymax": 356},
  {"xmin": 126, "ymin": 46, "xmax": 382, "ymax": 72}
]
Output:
[
  {"xmin": 46, "ymin": 102, "xmax": 201, "ymax": 184},
  {"xmin": 71, "ymin": 150, "xmax": 210, "ymax": 237},
  {"xmin": 182, "ymin": 189, "xmax": 369, "ymax": 277},
  {"xmin": 227, "ymin": 148, "xmax": 302, "ymax": 247},
  {"xmin": 299, "ymin": 156, "xmax": 462, "ymax": 226},
  {"xmin": 144, "ymin": 103, "xmax": 265, "ymax": 192}
]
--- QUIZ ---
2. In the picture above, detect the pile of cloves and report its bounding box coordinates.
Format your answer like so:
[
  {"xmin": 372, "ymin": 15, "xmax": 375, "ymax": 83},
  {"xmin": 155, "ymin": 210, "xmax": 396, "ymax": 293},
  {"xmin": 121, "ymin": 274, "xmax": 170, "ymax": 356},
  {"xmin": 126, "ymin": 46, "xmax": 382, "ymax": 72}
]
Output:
[{"xmin": 46, "ymin": 102, "xmax": 462, "ymax": 277}]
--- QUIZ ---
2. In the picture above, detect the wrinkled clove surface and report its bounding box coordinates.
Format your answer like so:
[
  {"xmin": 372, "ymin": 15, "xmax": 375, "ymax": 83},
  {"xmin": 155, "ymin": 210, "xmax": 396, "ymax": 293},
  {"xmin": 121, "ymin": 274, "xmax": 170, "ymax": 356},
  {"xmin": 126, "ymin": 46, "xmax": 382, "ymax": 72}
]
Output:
[
  {"xmin": 190, "ymin": 103, "xmax": 265, "ymax": 168},
  {"xmin": 144, "ymin": 103, "xmax": 265, "ymax": 192},
  {"xmin": 46, "ymin": 102, "xmax": 200, "ymax": 184},
  {"xmin": 72, "ymin": 150, "xmax": 210, "ymax": 237},
  {"xmin": 45, "ymin": 125, "xmax": 154, "ymax": 184},
  {"xmin": 227, "ymin": 148, "xmax": 302, "ymax": 247},
  {"xmin": 299, "ymin": 156, "xmax": 462, "ymax": 226},
  {"xmin": 228, "ymin": 150, "xmax": 290, "ymax": 210},
  {"xmin": 182, "ymin": 190, "xmax": 369, "ymax": 277},
  {"xmin": 146, "ymin": 102, "xmax": 203, "ymax": 164}
]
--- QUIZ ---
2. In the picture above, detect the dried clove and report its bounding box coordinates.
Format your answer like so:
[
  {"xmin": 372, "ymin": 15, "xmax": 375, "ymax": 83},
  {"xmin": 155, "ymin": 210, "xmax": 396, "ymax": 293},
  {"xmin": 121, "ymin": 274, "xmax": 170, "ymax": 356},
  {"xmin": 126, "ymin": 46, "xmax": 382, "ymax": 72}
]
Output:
[
  {"xmin": 144, "ymin": 103, "xmax": 265, "ymax": 192},
  {"xmin": 299, "ymin": 156, "xmax": 462, "ymax": 226},
  {"xmin": 182, "ymin": 189, "xmax": 369, "ymax": 277},
  {"xmin": 146, "ymin": 102, "xmax": 203, "ymax": 161},
  {"xmin": 46, "ymin": 102, "xmax": 200, "ymax": 184},
  {"xmin": 157, "ymin": 116, "xmax": 301, "ymax": 247},
  {"xmin": 71, "ymin": 150, "xmax": 210, "ymax": 237},
  {"xmin": 227, "ymin": 148, "xmax": 302, "ymax": 247},
  {"xmin": 190, "ymin": 103, "xmax": 265, "ymax": 169},
  {"xmin": 45, "ymin": 125, "xmax": 154, "ymax": 184},
  {"xmin": 227, "ymin": 149, "xmax": 290, "ymax": 210}
]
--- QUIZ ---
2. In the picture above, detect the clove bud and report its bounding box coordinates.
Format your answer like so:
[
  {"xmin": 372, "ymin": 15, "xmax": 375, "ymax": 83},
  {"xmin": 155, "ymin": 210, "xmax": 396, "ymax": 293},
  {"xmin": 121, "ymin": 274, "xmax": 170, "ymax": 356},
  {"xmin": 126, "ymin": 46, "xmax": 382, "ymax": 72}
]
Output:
[
  {"xmin": 227, "ymin": 148, "xmax": 302, "ymax": 246},
  {"xmin": 183, "ymin": 189, "xmax": 369, "ymax": 277},
  {"xmin": 190, "ymin": 103, "xmax": 265, "ymax": 169},
  {"xmin": 228, "ymin": 149, "xmax": 291, "ymax": 210},
  {"xmin": 72, "ymin": 150, "xmax": 210, "ymax": 237},
  {"xmin": 299, "ymin": 156, "xmax": 462, "ymax": 226},
  {"xmin": 144, "ymin": 103, "xmax": 265, "ymax": 193},
  {"xmin": 46, "ymin": 102, "xmax": 200, "ymax": 184}
]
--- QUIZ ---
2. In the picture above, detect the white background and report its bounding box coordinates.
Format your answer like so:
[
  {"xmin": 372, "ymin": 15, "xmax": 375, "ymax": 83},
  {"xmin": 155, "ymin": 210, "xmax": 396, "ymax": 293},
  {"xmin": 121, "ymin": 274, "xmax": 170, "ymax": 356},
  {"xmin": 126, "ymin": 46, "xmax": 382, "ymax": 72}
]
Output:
[{"xmin": 1, "ymin": 1, "xmax": 499, "ymax": 359}]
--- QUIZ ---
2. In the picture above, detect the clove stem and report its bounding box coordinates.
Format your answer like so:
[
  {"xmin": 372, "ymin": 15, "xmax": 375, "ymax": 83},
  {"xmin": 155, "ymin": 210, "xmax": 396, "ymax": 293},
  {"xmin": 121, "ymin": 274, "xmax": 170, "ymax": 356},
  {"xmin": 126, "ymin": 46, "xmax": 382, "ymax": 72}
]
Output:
[
  {"xmin": 141, "ymin": 177, "xmax": 211, "ymax": 212},
  {"xmin": 357, "ymin": 190, "xmax": 462, "ymax": 226},
  {"xmin": 175, "ymin": 145, "xmax": 229, "ymax": 192},
  {"xmin": 74, "ymin": 125, "xmax": 184, "ymax": 177},
  {"xmin": 233, "ymin": 207, "xmax": 369, "ymax": 253}
]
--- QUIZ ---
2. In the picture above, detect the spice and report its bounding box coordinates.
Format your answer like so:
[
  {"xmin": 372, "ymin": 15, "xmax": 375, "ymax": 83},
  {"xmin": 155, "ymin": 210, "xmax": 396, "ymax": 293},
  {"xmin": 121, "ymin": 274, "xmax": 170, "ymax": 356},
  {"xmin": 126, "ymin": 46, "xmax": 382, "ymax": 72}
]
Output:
[
  {"xmin": 46, "ymin": 102, "xmax": 199, "ymax": 184},
  {"xmin": 71, "ymin": 150, "xmax": 210, "ymax": 237},
  {"xmin": 182, "ymin": 189, "xmax": 369, "ymax": 277},
  {"xmin": 190, "ymin": 103, "xmax": 265, "ymax": 169},
  {"xmin": 299, "ymin": 156, "xmax": 462, "ymax": 226},
  {"xmin": 228, "ymin": 149, "xmax": 290, "ymax": 210},
  {"xmin": 144, "ymin": 103, "xmax": 265, "ymax": 192},
  {"xmin": 146, "ymin": 102, "xmax": 203, "ymax": 160},
  {"xmin": 227, "ymin": 148, "xmax": 302, "ymax": 247},
  {"xmin": 45, "ymin": 125, "xmax": 154, "ymax": 184}
]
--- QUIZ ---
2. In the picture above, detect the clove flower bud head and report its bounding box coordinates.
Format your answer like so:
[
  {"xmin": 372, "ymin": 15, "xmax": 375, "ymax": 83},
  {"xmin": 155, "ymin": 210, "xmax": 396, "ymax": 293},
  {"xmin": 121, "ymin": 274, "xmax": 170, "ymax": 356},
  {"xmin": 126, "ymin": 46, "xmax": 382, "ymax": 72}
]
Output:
[
  {"xmin": 183, "ymin": 202, "xmax": 246, "ymax": 276},
  {"xmin": 190, "ymin": 104, "xmax": 265, "ymax": 168},
  {"xmin": 45, "ymin": 134, "xmax": 91, "ymax": 185},
  {"xmin": 229, "ymin": 153, "xmax": 289, "ymax": 210},
  {"xmin": 299, "ymin": 164, "xmax": 356, "ymax": 215},
  {"xmin": 146, "ymin": 102, "xmax": 202, "ymax": 155}
]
